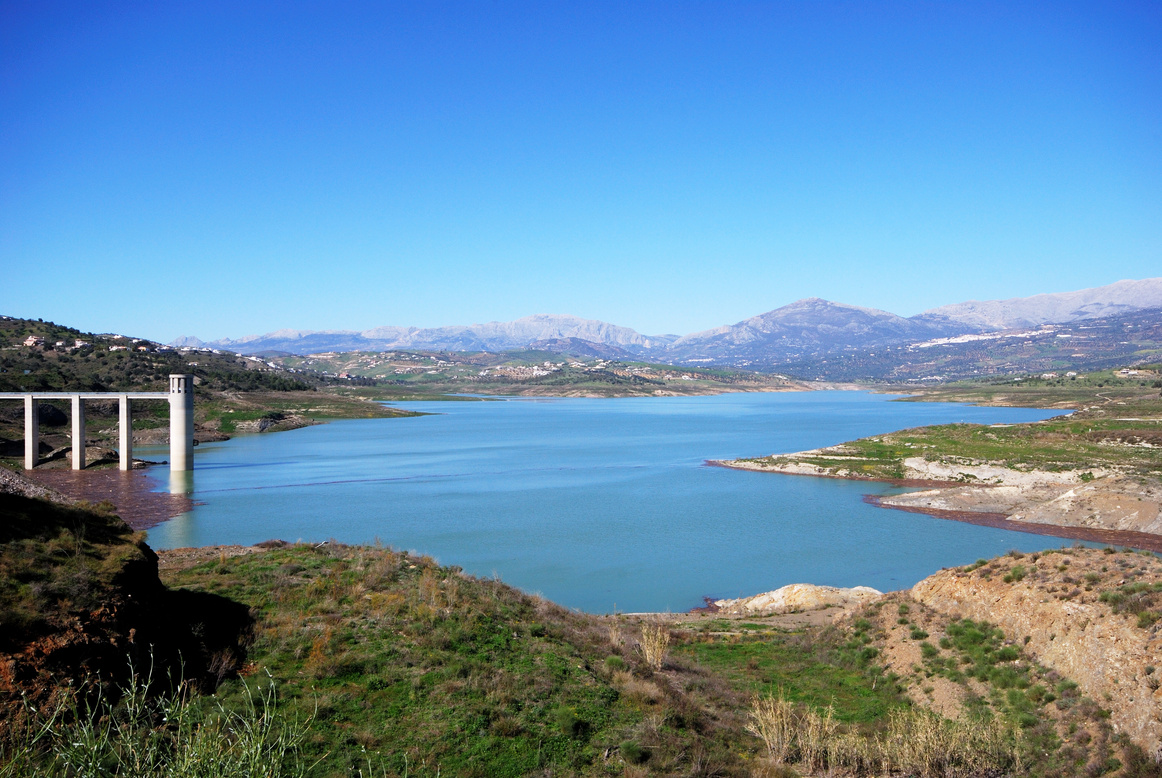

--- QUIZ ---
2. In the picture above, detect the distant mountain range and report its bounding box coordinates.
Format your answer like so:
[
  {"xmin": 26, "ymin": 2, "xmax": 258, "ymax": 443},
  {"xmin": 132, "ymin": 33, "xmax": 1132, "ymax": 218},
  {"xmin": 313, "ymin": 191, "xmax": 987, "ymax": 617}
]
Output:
[
  {"xmin": 174, "ymin": 278, "xmax": 1162, "ymax": 374},
  {"xmin": 919, "ymin": 277, "xmax": 1162, "ymax": 331},
  {"xmin": 174, "ymin": 314, "xmax": 675, "ymax": 355}
]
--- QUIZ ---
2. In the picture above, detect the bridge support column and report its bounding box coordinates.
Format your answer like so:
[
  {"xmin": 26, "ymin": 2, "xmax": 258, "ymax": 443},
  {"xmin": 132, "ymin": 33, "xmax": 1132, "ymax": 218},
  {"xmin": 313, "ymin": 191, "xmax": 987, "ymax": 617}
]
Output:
[
  {"xmin": 24, "ymin": 397, "xmax": 38, "ymax": 470},
  {"xmin": 119, "ymin": 395, "xmax": 133, "ymax": 471},
  {"xmin": 71, "ymin": 396, "xmax": 85, "ymax": 470},
  {"xmin": 169, "ymin": 375, "xmax": 194, "ymax": 471}
]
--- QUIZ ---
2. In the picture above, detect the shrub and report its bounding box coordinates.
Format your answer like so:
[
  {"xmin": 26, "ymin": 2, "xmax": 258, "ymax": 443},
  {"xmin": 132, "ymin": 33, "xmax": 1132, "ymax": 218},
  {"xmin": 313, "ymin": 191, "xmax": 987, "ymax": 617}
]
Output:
[
  {"xmin": 553, "ymin": 707, "xmax": 589, "ymax": 739},
  {"xmin": 638, "ymin": 621, "xmax": 670, "ymax": 671},
  {"xmin": 1004, "ymin": 565, "xmax": 1027, "ymax": 583},
  {"xmin": 747, "ymin": 694, "xmax": 797, "ymax": 764},
  {"xmin": 619, "ymin": 740, "xmax": 650, "ymax": 764}
]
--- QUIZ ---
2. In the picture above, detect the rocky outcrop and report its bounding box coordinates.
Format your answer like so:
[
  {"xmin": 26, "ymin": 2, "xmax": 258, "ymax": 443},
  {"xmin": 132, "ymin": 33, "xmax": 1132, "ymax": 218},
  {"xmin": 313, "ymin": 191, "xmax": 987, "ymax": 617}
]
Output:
[
  {"xmin": 133, "ymin": 426, "xmax": 230, "ymax": 444},
  {"xmin": 233, "ymin": 414, "xmax": 311, "ymax": 434},
  {"xmin": 912, "ymin": 551, "xmax": 1162, "ymax": 758},
  {"xmin": 0, "ymin": 467, "xmax": 72, "ymax": 503},
  {"xmin": 714, "ymin": 583, "xmax": 882, "ymax": 615}
]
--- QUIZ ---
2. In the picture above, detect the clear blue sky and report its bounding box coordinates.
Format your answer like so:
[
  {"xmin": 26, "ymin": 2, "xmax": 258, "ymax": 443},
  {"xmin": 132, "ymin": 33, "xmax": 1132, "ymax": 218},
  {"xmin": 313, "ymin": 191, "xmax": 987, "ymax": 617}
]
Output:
[{"xmin": 2, "ymin": 1, "xmax": 1159, "ymax": 342}]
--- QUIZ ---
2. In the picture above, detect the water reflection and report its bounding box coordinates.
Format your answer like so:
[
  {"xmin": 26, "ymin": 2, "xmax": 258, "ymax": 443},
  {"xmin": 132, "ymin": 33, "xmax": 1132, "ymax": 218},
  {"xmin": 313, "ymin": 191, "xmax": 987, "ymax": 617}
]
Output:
[{"xmin": 168, "ymin": 469, "xmax": 194, "ymax": 495}]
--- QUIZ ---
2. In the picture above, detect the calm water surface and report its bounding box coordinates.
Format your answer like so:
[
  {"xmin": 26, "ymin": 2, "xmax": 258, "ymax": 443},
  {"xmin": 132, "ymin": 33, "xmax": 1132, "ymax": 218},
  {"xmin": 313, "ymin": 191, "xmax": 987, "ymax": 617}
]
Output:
[{"xmin": 146, "ymin": 392, "xmax": 1068, "ymax": 612}]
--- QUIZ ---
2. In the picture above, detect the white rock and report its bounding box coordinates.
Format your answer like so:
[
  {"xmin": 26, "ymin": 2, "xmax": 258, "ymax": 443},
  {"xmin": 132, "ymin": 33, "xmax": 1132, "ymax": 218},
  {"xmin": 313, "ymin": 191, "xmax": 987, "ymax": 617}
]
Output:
[{"xmin": 714, "ymin": 583, "xmax": 882, "ymax": 615}]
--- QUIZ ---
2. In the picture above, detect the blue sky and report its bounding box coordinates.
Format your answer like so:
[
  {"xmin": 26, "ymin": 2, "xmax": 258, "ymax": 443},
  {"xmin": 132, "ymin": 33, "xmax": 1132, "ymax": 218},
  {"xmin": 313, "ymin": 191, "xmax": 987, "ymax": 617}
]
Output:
[{"xmin": 2, "ymin": 2, "xmax": 1159, "ymax": 342}]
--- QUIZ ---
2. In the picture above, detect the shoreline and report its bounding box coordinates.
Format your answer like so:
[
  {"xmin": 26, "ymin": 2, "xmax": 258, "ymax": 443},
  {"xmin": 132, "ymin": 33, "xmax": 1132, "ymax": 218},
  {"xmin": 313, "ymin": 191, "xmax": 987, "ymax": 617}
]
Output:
[
  {"xmin": 863, "ymin": 494, "xmax": 1162, "ymax": 553},
  {"xmin": 711, "ymin": 459, "xmax": 1162, "ymax": 553},
  {"xmin": 705, "ymin": 457, "xmax": 969, "ymax": 488}
]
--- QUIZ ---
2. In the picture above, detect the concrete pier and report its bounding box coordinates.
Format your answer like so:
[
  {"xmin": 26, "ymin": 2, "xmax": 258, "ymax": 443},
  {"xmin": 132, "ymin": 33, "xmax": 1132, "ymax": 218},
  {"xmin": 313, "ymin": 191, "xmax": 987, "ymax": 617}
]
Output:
[
  {"xmin": 24, "ymin": 397, "xmax": 38, "ymax": 470},
  {"xmin": 71, "ymin": 395, "xmax": 85, "ymax": 470},
  {"xmin": 119, "ymin": 395, "xmax": 133, "ymax": 471},
  {"xmin": 169, "ymin": 374, "xmax": 195, "ymax": 472}
]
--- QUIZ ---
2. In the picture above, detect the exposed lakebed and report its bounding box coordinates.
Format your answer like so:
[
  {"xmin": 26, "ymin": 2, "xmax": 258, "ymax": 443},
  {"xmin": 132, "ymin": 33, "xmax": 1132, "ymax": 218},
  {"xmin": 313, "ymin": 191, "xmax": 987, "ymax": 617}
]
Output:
[{"xmin": 145, "ymin": 391, "xmax": 1068, "ymax": 612}]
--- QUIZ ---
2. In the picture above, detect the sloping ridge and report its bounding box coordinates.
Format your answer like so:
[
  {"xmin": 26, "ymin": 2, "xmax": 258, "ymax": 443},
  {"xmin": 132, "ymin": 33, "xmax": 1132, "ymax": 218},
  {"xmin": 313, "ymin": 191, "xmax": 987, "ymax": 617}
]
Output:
[
  {"xmin": 668, "ymin": 298, "xmax": 971, "ymax": 361},
  {"xmin": 920, "ymin": 277, "xmax": 1162, "ymax": 331}
]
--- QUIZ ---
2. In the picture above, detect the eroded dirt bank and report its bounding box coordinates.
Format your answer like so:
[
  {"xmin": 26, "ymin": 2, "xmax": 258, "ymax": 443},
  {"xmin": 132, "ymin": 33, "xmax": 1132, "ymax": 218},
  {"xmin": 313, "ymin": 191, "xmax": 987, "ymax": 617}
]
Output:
[{"xmin": 912, "ymin": 548, "xmax": 1162, "ymax": 759}]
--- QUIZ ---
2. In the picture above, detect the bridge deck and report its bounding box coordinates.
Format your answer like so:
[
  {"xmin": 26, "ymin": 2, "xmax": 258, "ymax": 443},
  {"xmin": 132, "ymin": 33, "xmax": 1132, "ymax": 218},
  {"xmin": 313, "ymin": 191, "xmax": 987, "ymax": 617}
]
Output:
[{"xmin": 0, "ymin": 392, "xmax": 171, "ymax": 399}]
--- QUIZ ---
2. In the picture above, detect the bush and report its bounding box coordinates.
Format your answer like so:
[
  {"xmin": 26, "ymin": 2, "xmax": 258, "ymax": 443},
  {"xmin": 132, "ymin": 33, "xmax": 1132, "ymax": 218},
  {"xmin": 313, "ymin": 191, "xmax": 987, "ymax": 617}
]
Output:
[
  {"xmin": 552, "ymin": 707, "xmax": 589, "ymax": 740},
  {"xmin": 1003, "ymin": 565, "xmax": 1027, "ymax": 583},
  {"xmin": 619, "ymin": 740, "xmax": 649, "ymax": 764},
  {"xmin": 638, "ymin": 621, "xmax": 670, "ymax": 671}
]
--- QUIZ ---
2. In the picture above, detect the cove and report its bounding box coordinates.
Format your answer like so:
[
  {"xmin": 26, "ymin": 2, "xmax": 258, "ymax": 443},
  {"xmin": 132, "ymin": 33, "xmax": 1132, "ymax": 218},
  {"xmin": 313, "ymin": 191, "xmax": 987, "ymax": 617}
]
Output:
[{"xmin": 146, "ymin": 391, "xmax": 1067, "ymax": 613}]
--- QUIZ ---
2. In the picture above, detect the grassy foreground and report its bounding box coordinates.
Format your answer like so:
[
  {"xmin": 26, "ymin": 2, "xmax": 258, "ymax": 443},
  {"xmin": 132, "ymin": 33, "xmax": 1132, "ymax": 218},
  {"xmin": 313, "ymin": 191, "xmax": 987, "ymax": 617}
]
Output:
[{"xmin": 3, "ymin": 493, "xmax": 1161, "ymax": 776}]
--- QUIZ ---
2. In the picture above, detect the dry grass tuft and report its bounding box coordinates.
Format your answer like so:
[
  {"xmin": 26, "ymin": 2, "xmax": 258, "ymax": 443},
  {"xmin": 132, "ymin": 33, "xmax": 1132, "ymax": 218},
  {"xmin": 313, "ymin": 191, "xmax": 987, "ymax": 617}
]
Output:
[
  {"xmin": 612, "ymin": 671, "xmax": 664, "ymax": 705},
  {"xmin": 746, "ymin": 693, "xmax": 797, "ymax": 764},
  {"xmin": 745, "ymin": 691, "xmax": 1021, "ymax": 777},
  {"xmin": 638, "ymin": 620, "xmax": 670, "ymax": 671}
]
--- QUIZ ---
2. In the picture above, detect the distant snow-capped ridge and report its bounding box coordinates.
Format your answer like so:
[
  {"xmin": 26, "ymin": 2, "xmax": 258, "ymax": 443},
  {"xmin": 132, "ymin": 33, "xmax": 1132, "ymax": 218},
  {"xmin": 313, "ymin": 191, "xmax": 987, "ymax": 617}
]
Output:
[
  {"xmin": 919, "ymin": 277, "xmax": 1162, "ymax": 330},
  {"xmin": 661, "ymin": 278, "xmax": 1162, "ymax": 363},
  {"xmin": 171, "ymin": 277, "xmax": 1162, "ymax": 360},
  {"xmin": 178, "ymin": 314, "xmax": 676, "ymax": 355}
]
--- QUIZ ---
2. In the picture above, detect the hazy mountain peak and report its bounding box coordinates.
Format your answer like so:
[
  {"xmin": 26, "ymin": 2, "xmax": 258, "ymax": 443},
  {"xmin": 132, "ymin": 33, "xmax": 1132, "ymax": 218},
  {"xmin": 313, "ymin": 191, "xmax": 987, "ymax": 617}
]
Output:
[
  {"xmin": 920, "ymin": 277, "xmax": 1162, "ymax": 330},
  {"xmin": 169, "ymin": 335, "xmax": 206, "ymax": 347},
  {"xmin": 180, "ymin": 313, "xmax": 666, "ymax": 355}
]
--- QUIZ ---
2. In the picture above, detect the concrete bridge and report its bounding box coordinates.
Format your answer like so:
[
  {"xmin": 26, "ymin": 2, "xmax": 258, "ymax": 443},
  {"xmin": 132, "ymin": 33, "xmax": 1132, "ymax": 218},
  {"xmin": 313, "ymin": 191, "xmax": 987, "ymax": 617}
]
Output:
[{"xmin": 1, "ymin": 374, "xmax": 195, "ymax": 471}]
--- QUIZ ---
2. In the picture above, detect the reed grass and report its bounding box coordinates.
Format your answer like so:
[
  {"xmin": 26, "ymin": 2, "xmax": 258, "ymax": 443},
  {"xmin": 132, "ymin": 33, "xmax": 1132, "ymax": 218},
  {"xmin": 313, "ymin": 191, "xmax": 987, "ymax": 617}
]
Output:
[
  {"xmin": 0, "ymin": 662, "xmax": 313, "ymax": 778},
  {"xmin": 637, "ymin": 621, "xmax": 670, "ymax": 671},
  {"xmin": 745, "ymin": 691, "xmax": 1021, "ymax": 777}
]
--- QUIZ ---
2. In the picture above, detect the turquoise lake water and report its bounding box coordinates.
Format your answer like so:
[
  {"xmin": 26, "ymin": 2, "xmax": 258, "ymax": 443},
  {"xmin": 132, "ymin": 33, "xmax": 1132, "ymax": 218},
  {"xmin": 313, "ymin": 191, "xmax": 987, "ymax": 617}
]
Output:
[{"xmin": 145, "ymin": 391, "xmax": 1071, "ymax": 613}]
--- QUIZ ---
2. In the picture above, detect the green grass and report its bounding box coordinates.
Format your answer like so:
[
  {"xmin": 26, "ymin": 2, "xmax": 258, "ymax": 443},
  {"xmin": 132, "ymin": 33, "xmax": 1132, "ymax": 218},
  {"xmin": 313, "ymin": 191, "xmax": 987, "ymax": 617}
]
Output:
[
  {"xmin": 162, "ymin": 544, "xmax": 750, "ymax": 777},
  {"xmin": 674, "ymin": 624, "xmax": 906, "ymax": 725}
]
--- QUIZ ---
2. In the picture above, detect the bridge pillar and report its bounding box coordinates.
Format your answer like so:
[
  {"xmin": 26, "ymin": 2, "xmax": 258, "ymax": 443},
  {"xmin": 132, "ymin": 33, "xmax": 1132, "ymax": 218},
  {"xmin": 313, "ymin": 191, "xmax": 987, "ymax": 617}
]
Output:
[
  {"xmin": 71, "ymin": 395, "xmax": 85, "ymax": 470},
  {"xmin": 24, "ymin": 396, "xmax": 38, "ymax": 470},
  {"xmin": 169, "ymin": 374, "xmax": 194, "ymax": 471},
  {"xmin": 119, "ymin": 395, "xmax": 133, "ymax": 471}
]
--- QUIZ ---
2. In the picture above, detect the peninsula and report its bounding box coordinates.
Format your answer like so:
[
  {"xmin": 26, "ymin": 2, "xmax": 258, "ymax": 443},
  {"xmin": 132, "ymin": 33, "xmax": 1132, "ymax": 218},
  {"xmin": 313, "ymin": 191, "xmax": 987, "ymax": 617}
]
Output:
[{"xmin": 717, "ymin": 366, "xmax": 1162, "ymax": 550}]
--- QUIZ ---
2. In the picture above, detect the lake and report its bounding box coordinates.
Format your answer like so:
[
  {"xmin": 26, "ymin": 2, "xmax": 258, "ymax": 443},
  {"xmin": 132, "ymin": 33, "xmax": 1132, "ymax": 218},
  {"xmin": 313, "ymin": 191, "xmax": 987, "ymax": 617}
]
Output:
[{"xmin": 146, "ymin": 391, "xmax": 1068, "ymax": 612}]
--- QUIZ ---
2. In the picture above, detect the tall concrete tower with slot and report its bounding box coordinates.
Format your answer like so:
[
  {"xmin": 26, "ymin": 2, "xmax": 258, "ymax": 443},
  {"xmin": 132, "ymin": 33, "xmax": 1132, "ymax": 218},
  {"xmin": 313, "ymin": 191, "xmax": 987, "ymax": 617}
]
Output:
[{"xmin": 169, "ymin": 374, "xmax": 195, "ymax": 471}]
